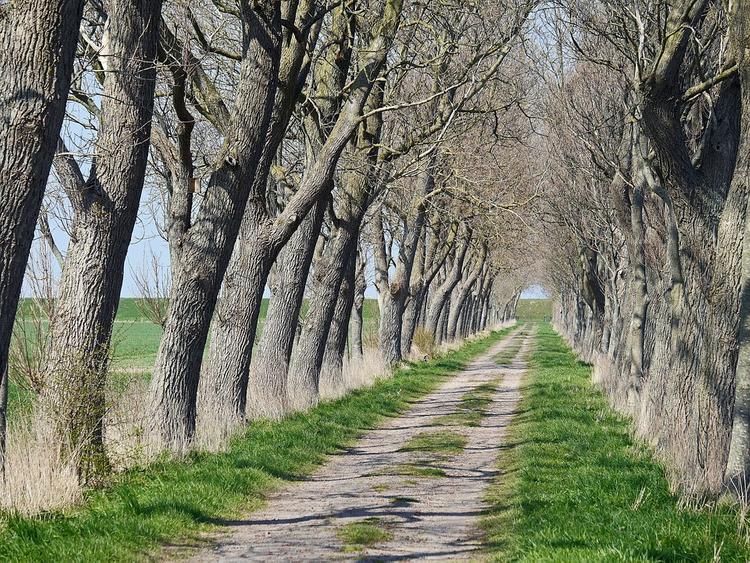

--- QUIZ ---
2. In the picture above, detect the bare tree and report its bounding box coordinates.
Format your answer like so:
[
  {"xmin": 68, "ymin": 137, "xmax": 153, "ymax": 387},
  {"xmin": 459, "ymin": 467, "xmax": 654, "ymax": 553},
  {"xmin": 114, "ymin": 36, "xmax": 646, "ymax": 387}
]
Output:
[
  {"xmin": 149, "ymin": 1, "xmax": 283, "ymax": 449},
  {"xmin": 40, "ymin": 0, "xmax": 163, "ymax": 481}
]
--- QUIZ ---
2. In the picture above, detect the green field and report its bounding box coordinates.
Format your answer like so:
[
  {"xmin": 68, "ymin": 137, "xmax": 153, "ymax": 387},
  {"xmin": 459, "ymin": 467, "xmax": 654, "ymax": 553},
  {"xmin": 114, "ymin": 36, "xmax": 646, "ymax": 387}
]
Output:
[
  {"xmin": 515, "ymin": 299, "xmax": 552, "ymax": 323},
  {"xmin": 13, "ymin": 297, "xmax": 381, "ymax": 371},
  {"xmin": 15, "ymin": 298, "xmax": 536, "ymax": 374},
  {"xmin": 8, "ymin": 298, "xmax": 382, "ymax": 415}
]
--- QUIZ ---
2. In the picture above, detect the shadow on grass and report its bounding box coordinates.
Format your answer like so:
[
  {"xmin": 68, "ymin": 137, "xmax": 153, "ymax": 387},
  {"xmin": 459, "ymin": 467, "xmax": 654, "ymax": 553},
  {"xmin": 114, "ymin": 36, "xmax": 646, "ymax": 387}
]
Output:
[{"xmin": 481, "ymin": 323, "xmax": 750, "ymax": 562}]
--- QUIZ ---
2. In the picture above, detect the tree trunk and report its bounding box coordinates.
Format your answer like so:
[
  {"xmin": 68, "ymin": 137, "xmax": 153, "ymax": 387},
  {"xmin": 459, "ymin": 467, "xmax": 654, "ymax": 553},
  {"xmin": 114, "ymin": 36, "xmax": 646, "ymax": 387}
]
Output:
[
  {"xmin": 724, "ymin": 3, "xmax": 750, "ymax": 488},
  {"xmin": 0, "ymin": 366, "xmax": 7, "ymax": 476},
  {"xmin": 200, "ymin": 0, "xmax": 401, "ymax": 422},
  {"xmin": 350, "ymin": 248, "xmax": 367, "ymax": 359},
  {"xmin": 198, "ymin": 0, "xmax": 335, "ymax": 422},
  {"xmin": 149, "ymin": 4, "xmax": 282, "ymax": 449},
  {"xmin": 375, "ymin": 166, "xmax": 435, "ymax": 366},
  {"xmin": 438, "ymin": 294, "xmax": 451, "ymax": 344},
  {"xmin": 0, "ymin": 0, "xmax": 84, "ymax": 466},
  {"xmin": 626, "ymin": 171, "xmax": 649, "ymax": 411},
  {"xmin": 425, "ymin": 234, "xmax": 471, "ymax": 337},
  {"xmin": 320, "ymin": 251, "xmax": 357, "ymax": 399},
  {"xmin": 287, "ymin": 221, "xmax": 359, "ymax": 410},
  {"xmin": 641, "ymin": 25, "xmax": 744, "ymax": 493},
  {"xmin": 446, "ymin": 248, "xmax": 486, "ymax": 341},
  {"xmin": 42, "ymin": 0, "xmax": 162, "ymax": 482},
  {"xmin": 401, "ymin": 286, "xmax": 426, "ymax": 356},
  {"xmin": 200, "ymin": 225, "xmax": 273, "ymax": 422},
  {"xmin": 246, "ymin": 201, "xmax": 325, "ymax": 419}
]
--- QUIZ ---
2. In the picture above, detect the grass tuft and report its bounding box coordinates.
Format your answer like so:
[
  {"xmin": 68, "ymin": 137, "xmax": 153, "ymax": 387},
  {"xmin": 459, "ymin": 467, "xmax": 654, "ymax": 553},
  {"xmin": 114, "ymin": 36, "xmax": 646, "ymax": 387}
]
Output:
[
  {"xmin": 432, "ymin": 379, "xmax": 500, "ymax": 428},
  {"xmin": 374, "ymin": 461, "xmax": 448, "ymax": 479},
  {"xmin": 389, "ymin": 496, "xmax": 418, "ymax": 506},
  {"xmin": 399, "ymin": 430, "xmax": 467, "ymax": 454},
  {"xmin": 337, "ymin": 517, "xmax": 392, "ymax": 551}
]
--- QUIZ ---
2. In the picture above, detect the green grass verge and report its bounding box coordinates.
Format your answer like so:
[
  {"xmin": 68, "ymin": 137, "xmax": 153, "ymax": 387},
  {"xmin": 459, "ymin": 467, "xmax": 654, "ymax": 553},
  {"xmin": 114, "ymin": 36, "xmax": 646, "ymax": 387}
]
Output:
[
  {"xmin": 337, "ymin": 517, "xmax": 392, "ymax": 551},
  {"xmin": 0, "ymin": 325, "xmax": 515, "ymax": 561},
  {"xmin": 482, "ymin": 323, "xmax": 750, "ymax": 561}
]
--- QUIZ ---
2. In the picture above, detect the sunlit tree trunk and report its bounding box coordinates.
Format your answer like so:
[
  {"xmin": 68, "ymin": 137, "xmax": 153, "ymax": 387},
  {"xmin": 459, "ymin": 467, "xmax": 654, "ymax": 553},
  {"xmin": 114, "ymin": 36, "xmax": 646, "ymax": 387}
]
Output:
[
  {"xmin": 0, "ymin": 0, "xmax": 84, "ymax": 467},
  {"xmin": 149, "ymin": 3, "xmax": 283, "ymax": 448},
  {"xmin": 44, "ymin": 0, "xmax": 162, "ymax": 480}
]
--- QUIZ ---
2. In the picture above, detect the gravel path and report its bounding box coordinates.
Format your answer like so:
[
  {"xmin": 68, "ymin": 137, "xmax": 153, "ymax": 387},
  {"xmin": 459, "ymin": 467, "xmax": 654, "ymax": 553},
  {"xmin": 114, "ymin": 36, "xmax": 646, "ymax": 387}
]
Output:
[{"xmin": 186, "ymin": 329, "xmax": 531, "ymax": 562}]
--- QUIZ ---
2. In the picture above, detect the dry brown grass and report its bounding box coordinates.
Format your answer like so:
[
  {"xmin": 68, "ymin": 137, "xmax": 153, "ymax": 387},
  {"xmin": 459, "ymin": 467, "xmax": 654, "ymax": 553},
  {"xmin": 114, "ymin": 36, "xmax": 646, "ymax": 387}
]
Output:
[
  {"xmin": 411, "ymin": 327, "xmax": 437, "ymax": 358},
  {"xmin": 0, "ymin": 417, "xmax": 82, "ymax": 516},
  {"xmin": 343, "ymin": 348, "xmax": 390, "ymax": 391}
]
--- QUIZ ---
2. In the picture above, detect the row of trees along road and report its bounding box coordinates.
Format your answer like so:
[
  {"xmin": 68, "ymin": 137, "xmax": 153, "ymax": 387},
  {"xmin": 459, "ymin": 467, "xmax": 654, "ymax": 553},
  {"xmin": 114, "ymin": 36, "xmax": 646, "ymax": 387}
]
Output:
[
  {"xmin": 538, "ymin": 0, "xmax": 750, "ymax": 496},
  {"xmin": 0, "ymin": 0, "xmax": 540, "ymax": 496}
]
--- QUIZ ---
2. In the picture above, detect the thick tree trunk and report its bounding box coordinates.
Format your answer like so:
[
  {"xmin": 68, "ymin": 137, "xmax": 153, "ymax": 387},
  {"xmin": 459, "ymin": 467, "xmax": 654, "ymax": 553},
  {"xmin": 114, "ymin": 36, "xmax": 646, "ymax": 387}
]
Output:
[
  {"xmin": 42, "ymin": 0, "xmax": 162, "ymax": 481},
  {"xmin": 399, "ymin": 228, "xmax": 426, "ymax": 357},
  {"xmin": 641, "ymin": 33, "xmax": 744, "ymax": 493},
  {"xmin": 378, "ymin": 289, "xmax": 405, "ymax": 366},
  {"xmin": 149, "ymin": 4, "xmax": 282, "ymax": 449},
  {"xmin": 480, "ymin": 292, "xmax": 490, "ymax": 330},
  {"xmin": 375, "ymin": 164, "xmax": 436, "ymax": 366},
  {"xmin": 438, "ymin": 294, "xmax": 451, "ymax": 344},
  {"xmin": 626, "ymin": 175, "xmax": 649, "ymax": 411},
  {"xmin": 724, "ymin": 4, "xmax": 750, "ymax": 488},
  {"xmin": 200, "ymin": 224, "xmax": 273, "ymax": 422},
  {"xmin": 0, "ymin": 0, "xmax": 84, "ymax": 465},
  {"xmin": 0, "ymin": 366, "xmax": 7, "ymax": 476},
  {"xmin": 246, "ymin": 201, "xmax": 325, "ymax": 419},
  {"xmin": 401, "ymin": 224, "xmax": 455, "ymax": 354},
  {"xmin": 198, "ymin": 0, "xmax": 330, "ymax": 423},
  {"xmin": 288, "ymin": 221, "xmax": 359, "ymax": 410}
]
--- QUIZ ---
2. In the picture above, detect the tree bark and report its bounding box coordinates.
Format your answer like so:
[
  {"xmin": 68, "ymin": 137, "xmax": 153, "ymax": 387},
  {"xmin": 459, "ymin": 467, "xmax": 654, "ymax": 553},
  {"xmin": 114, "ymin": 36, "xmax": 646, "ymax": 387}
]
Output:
[
  {"xmin": 203, "ymin": 0, "xmax": 402, "ymax": 420},
  {"xmin": 350, "ymin": 247, "xmax": 367, "ymax": 359},
  {"xmin": 42, "ymin": 0, "xmax": 162, "ymax": 481},
  {"xmin": 446, "ymin": 246, "xmax": 487, "ymax": 341},
  {"xmin": 149, "ymin": 3, "xmax": 283, "ymax": 449},
  {"xmin": 639, "ymin": 1, "xmax": 745, "ymax": 493},
  {"xmin": 374, "ymin": 162, "xmax": 437, "ymax": 365},
  {"xmin": 425, "ymin": 233, "xmax": 472, "ymax": 337},
  {"xmin": 724, "ymin": 1, "xmax": 750, "ymax": 488},
  {"xmin": 199, "ymin": 0, "xmax": 329, "ymax": 422},
  {"xmin": 0, "ymin": 0, "xmax": 84, "ymax": 467},
  {"xmin": 401, "ymin": 220, "xmax": 455, "ymax": 354},
  {"xmin": 287, "ymin": 218, "xmax": 359, "ymax": 410},
  {"xmin": 320, "ymin": 250, "xmax": 357, "ymax": 398},
  {"xmin": 246, "ymin": 200, "xmax": 325, "ymax": 419}
]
